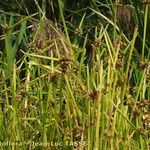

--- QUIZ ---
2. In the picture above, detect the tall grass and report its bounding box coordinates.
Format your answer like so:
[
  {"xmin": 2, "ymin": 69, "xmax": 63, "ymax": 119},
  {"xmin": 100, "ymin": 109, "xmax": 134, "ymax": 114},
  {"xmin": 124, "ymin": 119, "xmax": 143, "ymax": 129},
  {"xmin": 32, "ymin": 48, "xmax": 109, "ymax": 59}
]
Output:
[{"xmin": 0, "ymin": 0, "xmax": 150, "ymax": 150}]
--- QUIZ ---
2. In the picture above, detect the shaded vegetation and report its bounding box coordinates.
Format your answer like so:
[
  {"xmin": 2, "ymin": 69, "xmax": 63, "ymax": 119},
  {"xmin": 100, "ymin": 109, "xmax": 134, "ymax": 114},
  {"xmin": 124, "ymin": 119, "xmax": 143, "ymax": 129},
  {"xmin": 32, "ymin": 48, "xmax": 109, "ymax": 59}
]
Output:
[{"xmin": 0, "ymin": 0, "xmax": 150, "ymax": 150}]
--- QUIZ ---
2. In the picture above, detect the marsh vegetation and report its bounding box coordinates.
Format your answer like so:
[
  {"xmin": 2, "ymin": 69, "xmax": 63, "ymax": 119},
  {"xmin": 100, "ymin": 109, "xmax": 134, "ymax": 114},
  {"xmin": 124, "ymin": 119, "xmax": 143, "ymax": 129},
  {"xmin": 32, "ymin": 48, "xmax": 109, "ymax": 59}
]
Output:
[{"xmin": 0, "ymin": 0, "xmax": 150, "ymax": 150}]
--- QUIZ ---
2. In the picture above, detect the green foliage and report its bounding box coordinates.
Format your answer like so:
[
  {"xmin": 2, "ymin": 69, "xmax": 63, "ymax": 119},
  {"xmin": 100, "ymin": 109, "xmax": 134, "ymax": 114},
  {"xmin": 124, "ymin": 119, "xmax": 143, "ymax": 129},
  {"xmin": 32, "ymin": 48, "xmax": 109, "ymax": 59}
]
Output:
[{"xmin": 0, "ymin": 0, "xmax": 150, "ymax": 150}]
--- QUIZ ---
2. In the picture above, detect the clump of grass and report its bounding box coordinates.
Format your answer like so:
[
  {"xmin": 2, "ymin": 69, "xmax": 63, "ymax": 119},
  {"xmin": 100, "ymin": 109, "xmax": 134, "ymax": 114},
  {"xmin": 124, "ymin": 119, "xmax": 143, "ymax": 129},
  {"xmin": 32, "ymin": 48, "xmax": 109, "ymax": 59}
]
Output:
[{"xmin": 0, "ymin": 0, "xmax": 150, "ymax": 150}]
